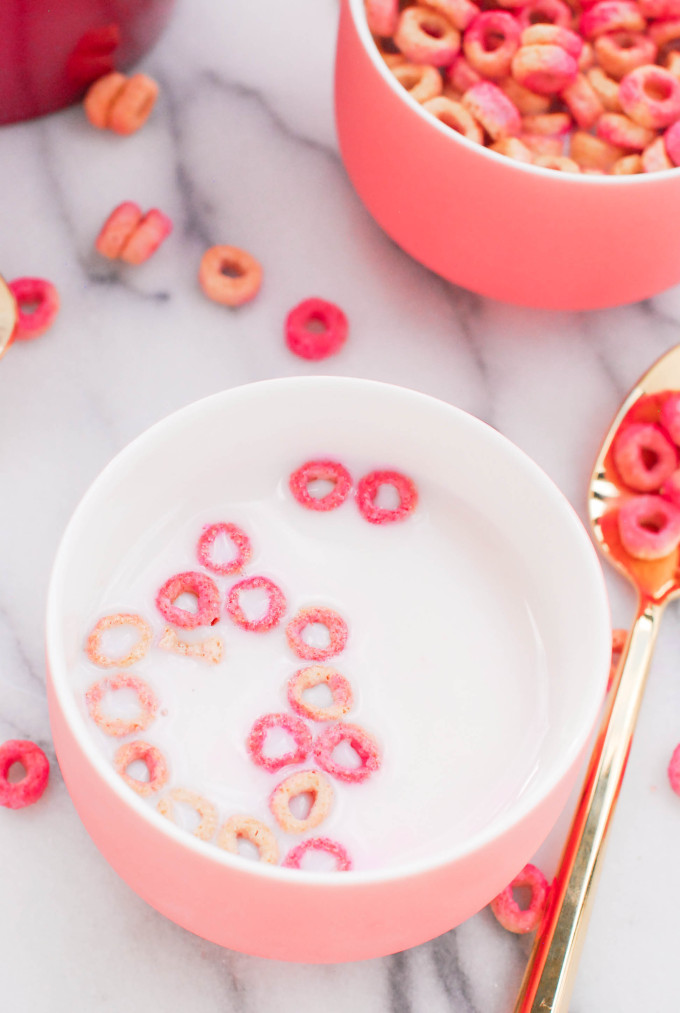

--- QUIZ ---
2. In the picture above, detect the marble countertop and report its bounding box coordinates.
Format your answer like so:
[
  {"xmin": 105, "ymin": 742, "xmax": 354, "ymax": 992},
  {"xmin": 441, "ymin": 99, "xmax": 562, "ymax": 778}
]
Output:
[{"xmin": 1, "ymin": 0, "xmax": 679, "ymax": 1009}]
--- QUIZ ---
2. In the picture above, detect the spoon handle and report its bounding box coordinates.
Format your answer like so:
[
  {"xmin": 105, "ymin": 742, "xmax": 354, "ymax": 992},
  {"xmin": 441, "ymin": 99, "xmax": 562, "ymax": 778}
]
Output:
[{"xmin": 513, "ymin": 600, "xmax": 662, "ymax": 1013}]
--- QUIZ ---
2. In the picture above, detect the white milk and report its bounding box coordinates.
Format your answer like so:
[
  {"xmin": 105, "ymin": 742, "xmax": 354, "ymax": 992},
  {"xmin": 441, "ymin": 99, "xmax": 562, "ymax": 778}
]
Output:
[{"xmin": 72, "ymin": 461, "xmax": 550, "ymax": 872}]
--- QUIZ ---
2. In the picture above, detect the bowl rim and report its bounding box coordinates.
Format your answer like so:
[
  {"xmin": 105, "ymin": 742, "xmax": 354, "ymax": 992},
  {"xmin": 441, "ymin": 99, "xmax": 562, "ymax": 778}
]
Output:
[
  {"xmin": 46, "ymin": 375, "xmax": 611, "ymax": 888},
  {"xmin": 346, "ymin": 0, "xmax": 680, "ymax": 186}
]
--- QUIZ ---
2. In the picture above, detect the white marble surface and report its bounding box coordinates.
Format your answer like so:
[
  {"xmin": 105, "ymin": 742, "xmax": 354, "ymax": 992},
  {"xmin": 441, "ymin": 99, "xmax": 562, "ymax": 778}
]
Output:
[{"xmin": 1, "ymin": 0, "xmax": 680, "ymax": 1009}]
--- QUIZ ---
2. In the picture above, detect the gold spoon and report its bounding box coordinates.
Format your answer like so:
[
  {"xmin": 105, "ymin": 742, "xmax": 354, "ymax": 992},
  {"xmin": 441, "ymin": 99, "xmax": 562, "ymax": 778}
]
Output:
[
  {"xmin": 513, "ymin": 343, "xmax": 680, "ymax": 1012},
  {"xmin": 0, "ymin": 274, "xmax": 18, "ymax": 360}
]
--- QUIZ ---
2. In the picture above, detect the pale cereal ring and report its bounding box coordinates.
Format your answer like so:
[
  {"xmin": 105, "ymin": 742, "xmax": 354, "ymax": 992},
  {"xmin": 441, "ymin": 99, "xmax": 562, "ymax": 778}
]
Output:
[
  {"xmin": 366, "ymin": 0, "xmax": 399, "ymax": 36},
  {"xmin": 356, "ymin": 469, "xmax": 418, "ymax": 524},
  {"xmin": 156, "ymin": 571, "xmax": 221, "ymax": 629},
  {"xmin": 226, "ymin": 576, "xmax": 287, "ymax": 632},
  {"xmin": 393, "ymin": 62, "xmax": 443, "ymax": 104},
  {"xmin": 86, "ymin": 612, "xmax": 153, "ymax": 668},
  {"xmin": 287, "ymin": 666, "xmax": 354, "ymax": 722},
  {"xmin": 197, "ymin": 521, "xmax": 252, "ymax": 575},
  {"xmin": 313, "ymin": 722, "xmax": 381, "ymax": 784},
  {"xmin": 423, "ymin": 96, "xmax": 484, "ymax": 144},
  {"xmin": 114, "ymin": 740, "xmax": 168, "ymax": 796},
  {"xmin": 286, "ymin": 607, "xmax": 348, "ymax": 662},
  {"xmin": 269, "ymin": 769, "xmax": 334, "ymax": 834},
  {"xmin": 289, "ymin": 459, "xmax": 353, "ymax": 512},
  {"xmin": 158, "ymin": 627, "xmax": 224, "ymax": 664},
  {"xmin": 282, "ymin": 837, "xmax": 352, "ymax": 871},
  {"xmin": 490, "ymin": 863, "xmax": 550, "ymax": 933},
  {"xmin": 86, "ymin": 673, "xmax": 158, "ymax": 737},
  {"xmin": 199, "ymin": 245, "xmax": 262, "ymax": 307},
  {"xmin": 394, "ymin": 6, "xmax": 461, "ymax": 67},
  {"xmin": 157, "ymin": 787, "xmax": 218, "ymax": 841},
  {"xmin": 247, "ymin": 712, "xmax": 313, "ymax": 773},
  {"xmin": 216, "ymin": 815, "xmax": 279, "ymax": 864}
]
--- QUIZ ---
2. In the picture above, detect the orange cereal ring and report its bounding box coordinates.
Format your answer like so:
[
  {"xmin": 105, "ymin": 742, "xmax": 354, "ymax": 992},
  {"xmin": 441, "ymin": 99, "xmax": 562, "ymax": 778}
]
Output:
[
  {"xmin": 216, "ymin": 815, "xmax": 279, "ymax": 864},
  {"xmin": 86, "ymin": 673, "xmax": 158, "ymax": 737},
  {"xmin": 119, "ymin": 208, "xmax": 173, "ymax": 265},
  {"xmin": 269, "ymin": 769, "xmax": 334, "ymax": 834},
  {"xmin": 158, "ymin": 627, "xmax": 224, "ymax": 664},
  {"xmin": 533, "ymin": 154, "xmax": 581, "ymax": 172},
  {"xmin": 313, "ymin": 722, "xmax": 382, "ymax": 784},
  {"xmin": 95, "ymin": 201, "xmax": 143, "ymax": 259},
  {"xmin": 226, "ymin": 576, "xmax": 287, "ymax": 632},
  {"xmin": 114, "ymin": 740, "xmax": 168, "ymax": 796},
  {"xmin": 490, "ymin": 863, "xmax": 550, "ymax": 933},
  {"xmin": 157, "ymin": 787, "xmax": 218, "ymax": 841},
  {"xmin": 287, "ymin": 665, "xmax": 354, "ymax": 722},
  {"xmin": 198, "ymin": 245, "xmax": 262, "ymax": 307},
  {"xmin": 83, "ymin": 71, "xmax": 127, "ymax": 129},
  {"xmin": 85, "ymin": 612, "xmax": 153, "ymax": 668},
  {"xmin": 107, "ymin": 73, "xmax": 159, "ymax": 135},
  {"xmin": 394, "ymin": 7, "xmax": 461, "ymax": 66},
  {"xmin": 286, "ymin": 607, "xmax": 348, "ymax": 662},
  {"xmin": 197, "ymin": 521, "xmax": 252, "ymax": 575}
]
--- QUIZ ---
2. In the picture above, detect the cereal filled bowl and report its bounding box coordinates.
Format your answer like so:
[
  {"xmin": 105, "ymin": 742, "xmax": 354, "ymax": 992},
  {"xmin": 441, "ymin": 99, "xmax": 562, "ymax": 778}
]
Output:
[
  {"xmin": 46, "ymin": 377, "xmax": 609, "ymax": 962},
  {"xmin": 335, "ymin": 0, "xmax": 680, "ymax": 310}
]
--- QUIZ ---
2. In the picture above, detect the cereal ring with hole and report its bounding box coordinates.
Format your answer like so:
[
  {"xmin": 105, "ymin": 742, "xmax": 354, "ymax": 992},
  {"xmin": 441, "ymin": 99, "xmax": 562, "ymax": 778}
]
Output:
[
  {"xmin": 289, "ymin": 459, "xmax": 353, "ymax": 512},
  {"xmin": 199, "ymin": 245, "xmax": 262, "ymax": 307},
  {"xmin": 668, "ymin": 743, "xmax": 680, "ymax": 795},
  {"xmin": 517, "ymin": 0, "xmax": 573, "ymax": 29},
  {"xmin": 0, "ymin": 740, "xmax": 49, "ymax": 809},
  {"xmin": 666, "ymin": 119, "xmax": 680, "ymax": 166},
  {"xmin": 521, "ymin": 24, "xmax": 583, "ymax": 59},
  {"xmin": 156, "ymin": 571, "xmax": 221, "ymax": 629},
  {"xmin": 313, "ymin": 722, "xmax": 382, "ymax": 784},
  {"xmin": 282, "ymin": 837, "xmax": 352, "ymax": 871},
  {"xmin": 594, "ymin": 32, "xmax": 657, "ymax": 81},
  {"xmin": 642, "ymin": 136, "xmax": 674, "ymax": 172},
  {"xmin": 447, "ymin": 55, "xmax": 483, "ymax": 93},
  {"xmin": 269, "ymin": 769, "xmax": 334, "ymax": 834},
  {"xmin": 500, "ymin": 77, "xmax": 552, "ymax": 116},
  {"xmin": 464, "ymin": 12, "xmax": 521, "ymax": 80},
  {"xmin": 618, "ymin": 494, "xmax": 680, "ymax": 559},
  {"xmin": 86, "ymin": 612, "xmax": 153, "ymax": 668},
  {"xmin": 490, "ymin": 863, "xmax": 550, "ymax": 933},
  {"xmin": 226, "ymin": 575, "xmax": 286, "ymax": 632},
  {"xmin": 287, "ymin": 666, "xmax": 354, "ymax": 722},
  {"xmin": 423, "ymin": 96, "xmax": 485, "ymax": 142},
  {"xmin": 489, "ymin": 136, "xmax": 535, "ymax": 162},
  {"xmin": 366, "ymin": 0, "xmax": 399, "ymax": 36},
  {"xmin": 83, "ymin": 71, "xmax": 127, "ymax": 128},
  {"xmin": 197, "ymin": 522, "xmax": 252, "ymax": 575},
  {"xmin": 119, "ymin": 208, "xmax": 173, "ymax": 265},
  {"xmin": 158, "ymin": 627, "xmax": 224, "ymax": 664},
  {"xmin": 394, "ymin": 7, "xmax": 461, "ymax": 66},
  {"xmin": 561, "ymin": 73, "xmax": 604, "ymax": 129},
  {"xmin": 114, "ymin": 740, "xmax": 168, "ymax": 796},
  {"xmin": 597, "ymin": 112, "xmax": 656, "ymax": 149},
  {"xmin": 612, "ymin": 423, "xmax": 677, "ymax": 491},
  {"xmin": 356, "ymin": 469, "xmax": 419, "ymax": 524},
  {"xmin": 285, "ymin": 298, "xmax": 348, "ymax": 361},
  {"xmin": 157, "ymin": 788, "xmax": 217, "ymax": 840},
  {"xmin": 8, "ymin": 277, "xmax": 60, "ymax": 340},
  {"xmin": 86, "ymin": 673, "xmax": 158, "ymax": 737},
  {"xmin": 420, "ymin": 0, "xmax": 480, "ymax": 32},
  {"xmin": 393, "ymin": 62, "xmax": 444, "ymax": 103},
  {"xmin": 107, "ymin": 73, "xmax": 159, "ymax": 135},
  {"xmin": 95, "ymin": 201, "xmax": 143, "ymax": 259},
  {"xmin": 619, "ymin": 66, "xmax": 680, "ymax": 130},
  {"xmin": 512, "ymin": 44, "xmax": 578, "ymax": 95},
  {"xmin": 286, "ymin": 607, "xmax": 348, "ymax": 661},
  {"xmin": 216, "ymin": 815, "xmax": 279, "ymax": 863},
  {"xmin": 247, "ymin": 712, "xmax": 313, "ymax": 772},
  {"xmin": 580, "ymin": 1, "xmax": 646, "ymax": 40}
]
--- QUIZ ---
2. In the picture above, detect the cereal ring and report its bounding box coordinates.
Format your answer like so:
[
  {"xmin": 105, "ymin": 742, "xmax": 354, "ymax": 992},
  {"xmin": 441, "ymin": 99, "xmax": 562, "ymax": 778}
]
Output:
[
  {"xmin": 619, "ymin": 66, "xmax": 680, "ymax": 130},
  {"xmin": 587, "ymin": 66, "xmax": 623, "ymax": 111},
  {"xmin": 520, "ymin": 24, "xmax": 583, "ymax": 60},
  {"xmin": 594, "ymin": 32, "xmax": 657, "ymax": 81},
  {"xmin": 86, "ymin": 674, "xmax": 158, "ymax": 737},
  {"xmin": 512, "ymin": 44, "xmax": 578, "ymax": 95},
  {"xmin": 668, "ymin": 743, "xmax": 680, "ymax": 796},
  {"xmin": 423, "ymin": 96, "xmax": 485, "ymax": 143},
  {"xmin": 534, "ymin": 154, "xmax": 581, "ymax": 171},
  {"xmin": 107, "ymin": 73, "xmax": 159, "ymax": 135},
  {"xmin": 489, "ymin": 136, "xmax": 535, "ymax": 162},
  {"xmin": 578, "ymin": 41, "xmax": 596, "ymax": 73},
  {"xmin": 282, "ymin": 837, "xmax": 352, "ymax": 871},
  {"xmin": 366, "ymin": 0, "xmax": 399, "ymax": 36},
  {"xmin": 639, "ymin": 0, "xmax": 680, "ymax": 15},
  {"xmin": 114, "ymin": 740, "xmax": 168, "ymax": 796},
  {"xmin": 618, "ymin": 494, "xmax": 680, "ymax": 559},
  {"xmin": 226, "ymin": 575, "xmax": 286, "ymax": 632},
  {"xmin": 611, "ymin": 153, "xmax": 643, "ymax": 173},
  {"xmin": 85, "ymin": 612, "xmax": 153, "ymax": 668},
  {"xmin": 612, "ymin": 423, "xmax": 678, "ymax": 491},
  {"xmin": 269, "ymin": 770, "xmax": 334, "ymax": 834},
  {"xmin": 517, "ymin": 0, "xmax": 573, "ymax": 28},
  {"xmin": 199, "ymin": 245, "xmax": 262, "ymax": 307},
  {"xmin": 356, "ymin": 469, "xmax": 419, "ymax": 524},
  {"xmin": 464, "ymin": 13, "xmax": 521, "ymax": 80},
  {"xmin": 158, "ymin": 627, "xmax": 224, "ymax": 664},
  {"xmin": 286, "ymin": 607, "xmax": 348, "ymax": 661},
  {"xmin": 580, "ymin": 1, "xmax": 646, "ymax": 40},
  {"xmin": 394, "ymin": 7, "xmax": 461, "ymax": 67},
  {"xmin": 156, "ymin": 571, "xmax": 221, "ymax": 629},
  {"xmin": 285, "ymin": 298, "xmax": 348, "ymax": 361},
  {"xmin": 157, "ymin": 788, "xmax": 218, "ymax": 841},
  {"xmin": 313, "ymin": 722, "xmax": 381, "ymax": 784},
  {"xmin": 247, "ymin": 712, "xmax": 313, "ymax": 772},
  {"xmin": 490, "ymin": 863, "xmax": 550, "ymax": 933},
  {"xmin": 447, "ymin": 55, "xmax": 483, "ymax": 93},
  {"xmin": 461, "ymin": 80, "xmax": 522, "ymax": 138},
  {"xmin": 0, "ymin": 740, "xmax": 49, "ymax": 809},
  {"xmin": 661, "ymin": 393, "xmax": 680, "ymax": 444},
  {"xmin": 119, "ymin": 208, "xmax": 173, "ymax": 265},
  {"xmin": 665, "ymin": 119, "xmax": 680, "ymax": 166},
  {"xmin": 521, "ymin": 134, "xmax": 565, "ymax": 156},
  {"xmin": 216, "ymin": 815, "xmax": 279, "ymax": 864},
  {"xmin": 522, "ymin": 112, "xmax": 572, "ymax": 136},
  {"xmin": 561, "ymin": 73, "xmax": 605, "ymax": 129},
  {"xmin": 197, "ymin": 522, "xmax": 252, "ymax": 575},
  {"xmin": 393, "ymin": 62, "xmax": 444, "ymax": 103},
  {"xmin": 420, "ymin": 0, "xmax": 480, "ymax": 32},
  {"xmin": 83, "ymin": 71, "xmax": 127, "ymax": 128},
  {"xmin": 95, "ymin": 201, "xmax": 143, "ymax": 259},
  {"xmin": 287, "ymin": 666, "xmax": 354, "ymax": 722},
  {"xmin": 8, "ymin": 277, "xmax": 60, "ymax": 340},
  {"xmin": 500, "ymin": 77, "xmax": 552, "ymax": 116},
  {"xmin": 598, "ymin": 112, "xmax": 657, "ymax": 151},
  {"xmin": 289, "ymin": 459, "xmax": 353, "ymax": 512},
  {"xmin": 570, "ymin": 129, "xmax": 624, "ymax": 168},
  {"xmin": 642, "ymin": 136, "xmax": 674, "ymax": 172}
]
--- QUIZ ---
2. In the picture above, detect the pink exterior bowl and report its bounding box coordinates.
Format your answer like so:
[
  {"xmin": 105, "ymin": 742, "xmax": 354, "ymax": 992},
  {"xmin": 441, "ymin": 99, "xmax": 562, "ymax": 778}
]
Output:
[
  {"xmin": 46, "ymin": 377, "xmax": 610, "ymax": 963},
  {"xmin": 335, "ymin": 0, "xmax": 680, "ymax": 311}
]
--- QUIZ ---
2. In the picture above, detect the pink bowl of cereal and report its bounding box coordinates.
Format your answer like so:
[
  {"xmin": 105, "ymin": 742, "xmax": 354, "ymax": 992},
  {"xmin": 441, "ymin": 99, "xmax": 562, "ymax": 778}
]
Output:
[
  {"xmin": 46, "ymin": 376, "xmax": 609, "ymax": 962},
  {"xmin": 335, "ymin": 0, "xmax": 680, "ymax": 310}
]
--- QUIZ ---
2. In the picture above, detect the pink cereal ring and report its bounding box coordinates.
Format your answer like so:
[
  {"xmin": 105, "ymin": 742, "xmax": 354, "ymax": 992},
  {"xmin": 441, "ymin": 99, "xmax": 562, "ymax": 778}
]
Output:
[
  {"xmin": 313, "ymin": 721, "xmax": 382, "ymax": 784},
  {"xmin": 642, "ymin": 136, "xmax": 674, "ymax": 172},
  {"xmin": 561, "ymin": 73, "xmax": 605, "ymax": 129},
  {"xmin": 517, "ymin": 0, "xmax": 573, "ymax": 29},
  {"xmin": 423, "ymin": 96, "xmax": 484, "ymax": 142},
  {"xmin": 394, "ymin": 7, "xmax": 461, "ymax": 66},
  {"xmin": 197, "ymin": 521, "xmax": 252, "ymax": 575},
  {"xmin": 580, "ymin": 1, "xmax": 646, "ymax": 40},
  {"xmin": 612, "ymin": 422, "xmax": 678, "ymax": 491},
  {"xmin": 85, "ymin": 673, "xmax": 158, "ymax": 737},
  {"xmin": 665, "ymin": 119, "xmax": 680, "ymax": 166},
  {"xmin": 85, "ymin": 611, "xmax": 153, "ymax": 668},
  {"xmin": 289, "ymin": 459, "xmax": 353, "ymax": 512},
  {"xmin": 217, "ymin": 815, "xmax": 279, "ymax": 864},
  {"xmin": 661, "ymin": 392, "xmax": 680, "ymax": 443},
  {"xmin": 366, "ymin": 0, "xmax": 399, "ymax": 36},
  {"xmin": 282, "ymin": 837, "xmax": 352, "ymax": 871},
  {"xmin": 421, "ymin": 0, "xmax": 480, "ymax": 32},
  {"xmin": 95, "ymin": 201, "xmax": 143, "ymax": 259},
  {"xmin": 157, "ymin": 787, "xmax": 218, "ymax": 841},
  {"xmin": 286, "ymin": 607, "xmax": 349, "ymax": 661},
  {"xmin": 118, "ymin": 208, "xmax": 173, "ymax": 265},
  {"xmin": 619, "ymin": 66, "xmax": 680, "ymax": 130},
  {"xmin": 269, "ymin": 769, "xmax": 334, "ymax": 834},
  {"xmin": 393, "ymin": 62, "xmax": 444, "ymax": 103},
  {"xmin": 114, "ymin": 740, "xmax": 168, "ymax": 796},
  {"xmin": 511, "ymin": 44, "xmax": 578, "ymax": 95},
  {"xmin": 158, "ymin": 627, "xmax": 224, "ymax": 664},
  {"xmin": 594, "ymin": 33, "xmax": 657, "ymax": 81},
  {"xmin": 107, "ymin": 73, "xmax": 159, "ymax": 135},
  {"xmin": 83, "ymin": 71, "xmax": 127, "ymax": 128},
  {"xmin": 247, "ymin": 712, "xmax": 313, "ymax": 772},
  {"xmin": 661, "ymin": 468, "xmax": 680, "ymax": 506},
  {"xmin": 199, "ymin": 245, "xmax": 262, "ymax": 307},
  {"xmin": 226, "ymin": 575, "xmax": 286, "ymax": 632},
  {"xmin": 490, "ymin": 863, "xmax": 550, "ymax": 933},
  {"xmin": 0, "ymin": 740, "xmax": 49, "ymax": 809},
  {"xmin": 618, "ymin": 494, "xmax": 680, "ymax": 559},
  {"xmin": 520, "ymin": 24, "xmax": 583, "ymax": 60},
  {"xmin": 285, "ymin": 298, "xmax": 348, "ymax": 361},
  {"xmin": 156, "ymin": 571, "xmax": 221, "ymax": 629},
  {"xmin": 463, "ymin": 12, "xmax": 521, "ymax": 80},
  {"xmin": 287, "ymin": 665, "xmax": 354, "ymax": 722},
  {"xmin": 597, "ymin": 112, "xmax": 656, "ymax": 150},
  {"xmin": 8, "ymin": 277, "xmax": 60, "ymax": 340},
  {"xmin": 356, "ymin": 468, "xmax": 419, "ymax": 524},
  {"xmin": 668, "ymin": 743, "xmax": 680, "ymax": 796}
]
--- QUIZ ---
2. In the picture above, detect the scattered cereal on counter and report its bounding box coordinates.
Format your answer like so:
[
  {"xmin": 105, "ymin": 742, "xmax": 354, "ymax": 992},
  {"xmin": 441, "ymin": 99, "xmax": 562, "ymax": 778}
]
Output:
[
  {"xmin": 198, "ymin": 245, "xmax": 262, "ymax": 306},
  {"xmin": 95, "ymin": 201, "xmax": 172, "ymax": 264},
  {"xmin": 490, "ymin": 862, "xmax": 550, "ymax": 933},
  {"xmin": 0, "ymin": 740, "xmax": 50, "ymax": 809},
  {"xmin": 84, "ymin": 71, "xmax": 158, "ymax": 134},
  {"xmin": 282, "ymin": 837, "xmax": 352, "ymax": 871},
  {"xmin": 247, "ymin": 712, "xmax": 313, "ymax": 773},
  {"xmin": 667, "ymin": 743, "xmax": 680, "ymax": 795},
  {"xmin": 8, "ymin": 277, "xmax": 60, "ymax": 340},
  {"xmin": 284, "ymin": 298, "xmax": 348, "ymax": 361}
]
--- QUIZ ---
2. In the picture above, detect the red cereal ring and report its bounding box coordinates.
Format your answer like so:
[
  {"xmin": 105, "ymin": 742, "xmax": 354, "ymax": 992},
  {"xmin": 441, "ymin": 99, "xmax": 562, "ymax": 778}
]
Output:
[
  {"xmin": 282, "ymin": 837, "xmax": 352, "ymax": 871},
  {"xmin": 85, "ymin": 612, "xmax": 153, "ymax": 668},
  {"xmin": 247, "ymin": 712, "xmax": 313, "ymax": 772},
  {"xmin": 85, "ymin": 674, "xmax": 159, "ymax": 737},
  {"xmin": 668, "ymin": 743, "xmax": 680, "ymax": 796},
  {"xmin": 157, "ymin": 788, "xmax": 218, "ymax": 841},
  {"xmin": 226, "ymin": 575, "xmax": 286, "ymax": 632},
  {"xmin": 313, "ymin": 721, "xmax": 381, "ymax": 784},
  {"xmin": 287, "ymin": 665, "xmax": 354, "ymax": 722},
  {"xmin": 285, "ymin": 298, "xmax": 348, "ymax": 361},
  {"xmin": 8, "ymin": 277, "xmax": 60, "ymax": 340},
  {"xmin": 156, "ymin": 571, "xmax": 221, "ymax": 628},
  {"xmin": 269, "ymin": 769, "xmax": 334, "ymax": 834},
  {"xmin": 0, "ymin": 739, "xmax": 49, "ymax": 809},
  {"xmin": 490, "ymin": 863, "xmax": 550, "ymax": 933},
  {"xmin": 114, "ymin": 740, "xmax": 168, "ymax": 796},
  {"xmin": 356, "ymin": 469, "xmax": 418, "ymax": 524},
  {"xmin": 289, "ymin": 459, "xmax": 353, "ymax": 512},
  {"xmin": 197, "ymin": 522, "xmax": 252, "ymax": 575},
  {"xmin": 216, "ymin": 815, "xmax": 279, "ymax": 864},
  {"xmin": 286, "ymin": 607, "xmax": 348, "ymax": 661},
  {"xmin": 612, "ymin": 423, "xmax": 678, "ymax": 491}
]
